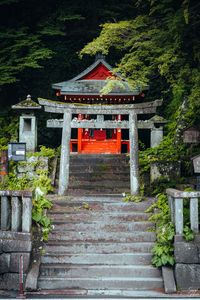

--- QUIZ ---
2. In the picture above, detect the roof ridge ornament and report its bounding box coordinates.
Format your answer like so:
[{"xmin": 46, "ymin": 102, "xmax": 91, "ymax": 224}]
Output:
[
  {"xmin": 27, "ymin": 94, "xmax": 31, "ymax": 100},
  {"xmin": 95, "ymin": 53, "xmax": 106, "ymax": 61}
]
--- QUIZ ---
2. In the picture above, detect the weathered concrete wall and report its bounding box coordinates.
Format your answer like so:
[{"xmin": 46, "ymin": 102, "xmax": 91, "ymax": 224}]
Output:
[
  {"xmin": 150, "ymin": 161, "xmax": 181, "ymax": 183},
  {"xmin": 0, "ymin": 231, "xmax": 32, "ymax": 290},
  {"xmin": 174, "ymin": 236, "xmax": 200, "ymax": 290}
]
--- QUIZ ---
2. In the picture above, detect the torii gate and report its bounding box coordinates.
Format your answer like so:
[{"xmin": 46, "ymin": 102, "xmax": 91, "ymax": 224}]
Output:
[{"xmin": 38, "ymin": 98, "xmax": 163, "ymax": 196}]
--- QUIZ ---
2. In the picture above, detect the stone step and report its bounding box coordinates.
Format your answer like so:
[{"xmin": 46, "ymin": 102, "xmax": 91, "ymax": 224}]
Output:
[
  {"xmin": 40, "ymin": 264, "xmax": 161, "ymax": 278},
  {"xmin": 69, "ymin": 174, "xmax": 130, "ymax": 182},
  {"xmin": 44, "ymin": 242, "xmax": 155, "ymax": 254},
  {"xmin": 38, "ymin": 276, "xmax": 163, "ymax": 290},
  {"xmin": 47, "ymin": 195, "xmax": 124, "ymax": 202},
  {"xmin": 48, "ymin": 211, "xmax": 151, "ymax": 222},
  {"xmin": 41, "ymin": 253, "xmax": 152, "ymax": 265},
  {"xmin": 51, "ymin": 200, "xmax": 154, "ymax": 213},
  {"xmin": 27, "ymin": 288, "xmax": 166, "ymax": 298},
  {"xmin": 67, "ymin": 187, "xmax": 131, "ymax": 194},
  {"xmin": 68, "ymin": 180, "xmax": 130, "ymax": 188},
  {"xmin": 47, "ymin": 231, "xmax": 155, "ymax": 243},
  {"xmin": 69, "ymin": 163, "xmax": 130, "ymax": 176},
  {"xmin": 69, "ymin": 154, "xmax": 129, "ymax": 161},
  {"xmin": 69, "ymin": 170, "xmax": 130, "ymax": 176},
  {"xmin": 51, "ymin": 221, "xmax": 154, "ymax": 232}
]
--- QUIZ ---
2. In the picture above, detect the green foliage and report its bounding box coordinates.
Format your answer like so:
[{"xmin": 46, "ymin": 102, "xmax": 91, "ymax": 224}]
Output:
[
  {"xmin": 147, "ymin": 193, "xmax": 176, "ymax": 267},
  {"xmin": 81, "ymin": 0, "xmax": 200, "ymax": 133},
  {"xmin": 150, "ymin": 178, "xmax": 177, "ymax": 195},
  {"xmin": 32, "ymin": 188, "xmax": 53, "ymax": 241},
  {"xmin": 0, "ymin": 115, "xmax": 19, "ymax": 149},
  {"xmin": 0, "ymin": 147, "xmax": 54, "ymax": 241},
  {"xmin": 123, "ymin": 193, "xmax": 145, "ymax": 203},
  {"xmin": 0, "ymin": 28, "xmax": 53, "ymax": 85},
  {"xmin": 0, "ymin": 173, "xmax": 31, "ymax": 190},
  {"xmin": 29, "ymin": 146, "xmax": 56, "ymax": 160},
  {"xmin": 147, "ymin": 191, "xmax": 196, "ymax": 267},
  {"xmin": 183, "ymin": 224, "xmax": 194, "ymax": 241}
]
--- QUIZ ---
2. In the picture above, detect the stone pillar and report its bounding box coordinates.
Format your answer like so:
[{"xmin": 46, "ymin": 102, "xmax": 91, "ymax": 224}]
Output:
[
  {"xmin": 58, "ymin": 110, "xmax": 72, "ymax": 196},
  {"xmin": 11, "ymin": 196, "xmax": 21, "ymax": 231},
  {"xmin": 19, "ymin": 115, "xmax": 37, "ymax": 152},
  {"xmin": 190, "ymin": 198, "xmax": 199, "ymax": 233},
  {"xmin": 129, "ymin": 112, "xmax": 139, "ymax": 195},
  {"xmin": 175, "ymin": 198, "xmax": 183, "ymax": 235},
  {"xmin": 1, "ymin": 196, "xmax": 10, "ymax": 230},
  {"xmin": 22, "ymin": 197, "xmax": 32, "ymax": 233},
  {"xmin": 150, "ymin": 126, "xmax": 163, "ymax": 147}
]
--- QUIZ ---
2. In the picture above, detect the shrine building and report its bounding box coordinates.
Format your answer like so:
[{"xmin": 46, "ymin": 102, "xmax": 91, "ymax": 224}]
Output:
[
  {"xmin": 13, "ymin": 55, "xmax": 165, "ymax": 196},
  {"xmin": 51, "ymin": 54, "xmax": 151, "ymax": 155}
]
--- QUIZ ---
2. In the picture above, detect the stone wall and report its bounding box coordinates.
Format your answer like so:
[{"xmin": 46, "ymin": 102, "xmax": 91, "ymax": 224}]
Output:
[
  {"xmin": 150, "ymin": 161, "xmax": 181, "ymax": 183},
  {"xmin": 174, "ymin": 236, "xmax": 200, "ymax": 290},
  {"xmin": 17, "ymin": 156, "xmax": 48, "ymax": 179},
  {"xmin": 0, "ymin": 231, "xmax": 32, "ymax": 290}
]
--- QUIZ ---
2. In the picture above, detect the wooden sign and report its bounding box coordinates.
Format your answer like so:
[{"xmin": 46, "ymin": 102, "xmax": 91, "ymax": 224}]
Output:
[
  {"xmin": 183, "ymin": 127, "xmax": 200, "ymax": 144},
  {"xmin": 191, "ymin": 155, "xmax": 200, "ymax": 173}
]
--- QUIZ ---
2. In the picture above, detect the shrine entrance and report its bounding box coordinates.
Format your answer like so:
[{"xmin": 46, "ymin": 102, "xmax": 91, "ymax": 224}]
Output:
[{"xmin": 39, "ymin": 98, "xmax": 163, "ymax": 196}]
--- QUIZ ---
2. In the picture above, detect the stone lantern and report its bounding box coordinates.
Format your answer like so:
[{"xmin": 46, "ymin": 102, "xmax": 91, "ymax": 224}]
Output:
[
  {"xmin": 12, "ymin": 95, "xmax": 41, "ymax": 152},
  {"xmin": 149, "ymin": 115, "xmax": 167, "ymax": 147}
]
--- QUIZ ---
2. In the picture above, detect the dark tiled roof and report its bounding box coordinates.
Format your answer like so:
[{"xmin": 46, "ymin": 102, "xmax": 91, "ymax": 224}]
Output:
[{"xmin": 56, "ymin": 80, "xmax": 141, "ymax": 96}]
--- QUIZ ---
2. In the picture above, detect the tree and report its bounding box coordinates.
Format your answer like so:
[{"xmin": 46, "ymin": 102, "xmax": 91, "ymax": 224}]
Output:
[
  {"xmin": 81, "ymin": 0, "xmax": 200, "ymax": 130},
  {"xmin": 0, "ymin": 0, "xmax": 137, "ymax": 107}
]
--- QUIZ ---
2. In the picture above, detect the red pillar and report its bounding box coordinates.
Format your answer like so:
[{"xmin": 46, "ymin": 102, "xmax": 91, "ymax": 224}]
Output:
[
  {"xmin": 117, "ymin": 114, "xmax": 122, "ymax": 154},
  {"xmin": 78, "ymin": 114, "xmax": 83, "ymax": 153}
]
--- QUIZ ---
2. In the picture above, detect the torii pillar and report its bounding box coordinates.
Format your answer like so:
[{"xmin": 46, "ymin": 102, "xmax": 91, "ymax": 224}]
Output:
[
  {"xmin": 58, "ymin": 110, "xmax": 72, "ymax": 195},
  {"xmin": 129, "ymin": 112, "xmax": 139, "ymax": 195}
]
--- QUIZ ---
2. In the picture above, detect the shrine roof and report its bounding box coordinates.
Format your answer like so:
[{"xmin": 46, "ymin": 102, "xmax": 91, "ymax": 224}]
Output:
[
  {"xmin": 12, "ymin": 95, "xmax": 41, "ymax": 110},
  {"xmin": 53, "ymin": 79, "xmax": 141, "ymax": 96},
  {"xmin": 52, "ymin": 56, "xmax": 148, "ymax": 96}
]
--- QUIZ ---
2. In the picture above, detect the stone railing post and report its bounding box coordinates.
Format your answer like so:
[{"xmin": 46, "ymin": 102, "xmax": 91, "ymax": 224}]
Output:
[
  {"xmin": 168, "ymin": 195, "xmax": 175, "ymax": 223},
  {"xmin": 22, "ymin": 196, "xmax": 32, "ymax": 233},
  {"xmin": 1, "ymin": 196, "xmax": 10, "ymax": 230},
  {"xmin": 174, "ymin": 198, "xmax": 183, "ymax": 235},
  {"xmin": 11, "ymin": 196, "xmax": 22, "ymax": 232},
  {"xmin": 190, "ymin": 198, "xmax": 199, "ymax": 233}
]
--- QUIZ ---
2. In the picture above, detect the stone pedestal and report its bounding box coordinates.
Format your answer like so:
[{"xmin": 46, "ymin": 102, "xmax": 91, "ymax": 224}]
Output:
[
  {"xmin": 174, "ymin": 236, "xmax": 200, "ymax": 290},
  {"xmin": 19, "ymin": 115, "xmax": 37, "ymax": 152}
]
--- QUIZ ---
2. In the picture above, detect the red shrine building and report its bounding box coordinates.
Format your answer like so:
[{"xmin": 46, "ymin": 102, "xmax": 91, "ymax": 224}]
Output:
[{"xmin": 52, "ymin": 55, "xmax": 148, "ymax": 154}]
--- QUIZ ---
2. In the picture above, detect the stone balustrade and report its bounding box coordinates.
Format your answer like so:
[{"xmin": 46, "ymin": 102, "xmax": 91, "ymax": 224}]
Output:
[
  {"xmin": 0, "ymin": 190, "xmax": 33, "ymax": 290},
  {"xmin": 0, "ymin": 190, "xmax": 32, "ymax": 233},
  {"xmin": 166, "ymin": 188, "xmax": 200, "ymax": 235}
]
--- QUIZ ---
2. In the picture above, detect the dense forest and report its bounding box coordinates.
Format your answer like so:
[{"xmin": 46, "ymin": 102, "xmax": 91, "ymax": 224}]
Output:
[{"xmin": 0, "ymin": 0, "xmax": 199, "ymax": 145}]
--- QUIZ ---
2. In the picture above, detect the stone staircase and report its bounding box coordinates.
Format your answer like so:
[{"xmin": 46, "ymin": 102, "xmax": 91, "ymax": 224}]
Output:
[
  {"xmin": 67, "ymin": 154, "xmax": 130, "ymax": 194},
  {"xmin": 37, "ymin": 195, "xmax": 164, "ymax": 297}
]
